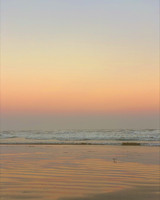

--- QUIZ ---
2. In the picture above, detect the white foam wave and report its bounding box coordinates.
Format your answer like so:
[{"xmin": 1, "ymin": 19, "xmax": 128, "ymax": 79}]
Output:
[{"xmin": 0, "ymin": 129, "xmax": 159, "ymax": 146}]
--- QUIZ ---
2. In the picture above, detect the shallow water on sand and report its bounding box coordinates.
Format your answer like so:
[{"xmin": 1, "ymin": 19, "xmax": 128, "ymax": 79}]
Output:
[{"xmin": 0, "ymin": 145, "xmax": 159, "ymax": 200}]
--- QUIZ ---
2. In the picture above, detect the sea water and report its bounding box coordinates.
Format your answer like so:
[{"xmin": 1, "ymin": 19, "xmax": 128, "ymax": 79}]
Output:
[{"xmin": 0, "ymin": 129, "xmax": 159, "ymax": 146}]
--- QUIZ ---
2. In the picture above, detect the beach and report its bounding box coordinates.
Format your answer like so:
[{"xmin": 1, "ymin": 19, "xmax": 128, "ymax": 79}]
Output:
[
  {"xmin": 0, "ymin": 144, "xmax": 159, "ymax": 200},
  {"xmin": 1, "ymin": 0, "xmax": 159, "ymax": 199}
]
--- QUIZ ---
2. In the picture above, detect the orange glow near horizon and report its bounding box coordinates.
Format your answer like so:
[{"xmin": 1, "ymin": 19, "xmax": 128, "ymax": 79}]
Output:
[{"xmin": 1, "ymin": 65, "xmax": 159, "ymax": 115}]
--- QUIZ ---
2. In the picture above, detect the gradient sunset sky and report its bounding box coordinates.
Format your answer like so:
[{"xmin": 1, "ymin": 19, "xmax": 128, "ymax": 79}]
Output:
[{"xmin": 1, "ymin": 0, "xmax": 159, "ymax": 129}]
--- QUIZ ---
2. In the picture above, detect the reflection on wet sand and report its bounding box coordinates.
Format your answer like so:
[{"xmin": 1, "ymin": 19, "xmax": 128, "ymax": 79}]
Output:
[
  {"xmin": 0, "ymin": 145, "xmax": 159, "ymax": 200},
  {"xmin": 60, "ymin": 185, "xmax": 160, "ymax": 200}
]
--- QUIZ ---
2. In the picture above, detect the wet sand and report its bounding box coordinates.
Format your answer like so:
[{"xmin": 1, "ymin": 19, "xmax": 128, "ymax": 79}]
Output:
[
  {"xmin": 0, "ymin": 145, "xmax": 159, "ymax": 200},
  {"xmin": 60, "ymin": 185, "xmax": 160, "ymax": 200}
]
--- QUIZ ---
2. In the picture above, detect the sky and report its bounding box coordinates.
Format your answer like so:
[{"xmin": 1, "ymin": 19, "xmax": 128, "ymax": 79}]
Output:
[{"xmin": 0, "ymin": 0, "xmax": 159, "ymax": 130}]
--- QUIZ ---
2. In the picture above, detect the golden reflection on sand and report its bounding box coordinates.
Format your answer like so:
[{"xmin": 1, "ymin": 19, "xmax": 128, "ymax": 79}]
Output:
[{"xmin": 0, "ymin": 145, "xmax": 159, "ymax": 200}]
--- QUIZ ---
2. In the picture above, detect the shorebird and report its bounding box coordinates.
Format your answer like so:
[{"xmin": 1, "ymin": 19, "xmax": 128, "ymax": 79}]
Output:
[{"xmin": 113, "ymin": 158, "xmax": 117, "ymax": 163}]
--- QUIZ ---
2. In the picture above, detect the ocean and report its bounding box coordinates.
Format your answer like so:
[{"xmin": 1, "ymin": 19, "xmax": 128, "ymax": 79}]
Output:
[{"xmin": 0, "ymin": 129, "xmax": 159, "ymax": 146}]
